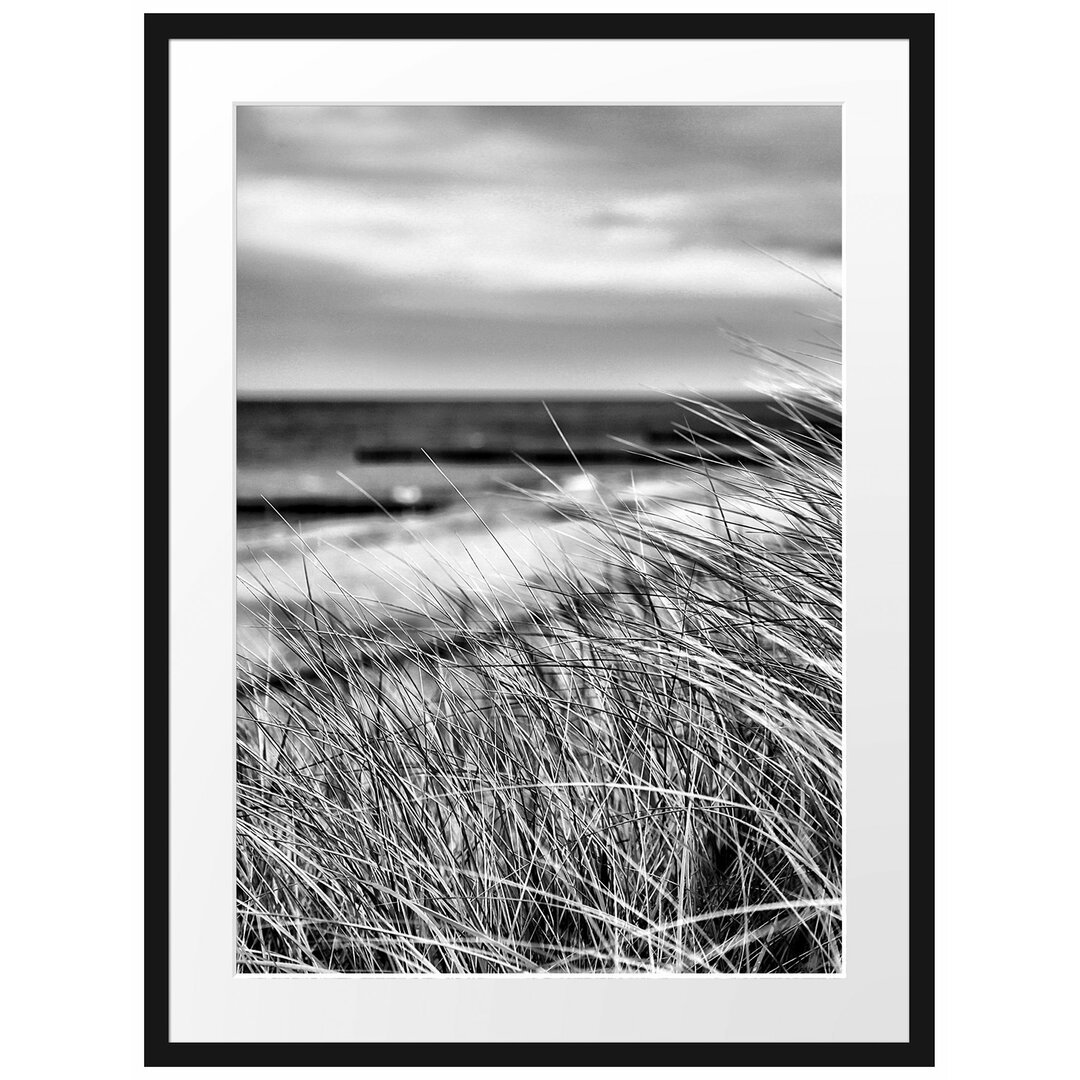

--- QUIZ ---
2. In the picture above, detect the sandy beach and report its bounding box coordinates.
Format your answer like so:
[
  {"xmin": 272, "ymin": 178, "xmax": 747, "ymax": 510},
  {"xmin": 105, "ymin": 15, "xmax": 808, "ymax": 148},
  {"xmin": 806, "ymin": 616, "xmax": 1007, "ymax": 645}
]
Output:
[{"xmin": 238, "ymin": 484, "xmax": 628, "ymax": 673}]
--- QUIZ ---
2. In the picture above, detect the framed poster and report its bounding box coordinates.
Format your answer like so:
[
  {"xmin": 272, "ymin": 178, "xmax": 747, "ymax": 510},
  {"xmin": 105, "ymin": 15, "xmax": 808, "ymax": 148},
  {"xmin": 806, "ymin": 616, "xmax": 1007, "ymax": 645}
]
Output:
[{"xmin": 147, "ymin": 13, "xmax": 934, "ymax": 1066}]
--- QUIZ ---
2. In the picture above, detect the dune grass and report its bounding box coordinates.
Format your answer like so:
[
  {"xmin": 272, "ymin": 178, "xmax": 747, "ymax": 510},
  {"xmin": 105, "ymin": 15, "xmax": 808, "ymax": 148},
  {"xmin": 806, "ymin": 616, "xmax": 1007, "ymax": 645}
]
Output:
[{"xmin": 236, "ymin": 350, "xmax": 842, "ymax": 975}]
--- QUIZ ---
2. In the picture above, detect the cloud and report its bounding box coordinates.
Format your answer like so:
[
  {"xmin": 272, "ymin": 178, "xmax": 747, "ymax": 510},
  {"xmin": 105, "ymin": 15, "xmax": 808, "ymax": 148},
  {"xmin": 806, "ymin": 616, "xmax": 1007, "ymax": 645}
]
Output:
[
  {"xmin": 238, "ymin": 250, "xmax": 840, "ymax": 396},
  {"xmin": 237, "ymin": 106, "xmax": 840, "ymax": 393},
  {"xmin": 239, "ymin": 175, "xmax": 838, "ymax": 304},
  {"xmin": 238, "ymin": 105, "xmax": 840, "ymax": 189}
]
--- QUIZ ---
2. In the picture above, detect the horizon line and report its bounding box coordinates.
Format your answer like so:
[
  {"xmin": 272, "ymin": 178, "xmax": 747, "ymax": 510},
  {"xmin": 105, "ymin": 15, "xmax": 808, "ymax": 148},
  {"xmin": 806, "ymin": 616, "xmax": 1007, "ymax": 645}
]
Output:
[{"xmin": 237, "ymin": 389, "xmax": 771, "ymax": 402}]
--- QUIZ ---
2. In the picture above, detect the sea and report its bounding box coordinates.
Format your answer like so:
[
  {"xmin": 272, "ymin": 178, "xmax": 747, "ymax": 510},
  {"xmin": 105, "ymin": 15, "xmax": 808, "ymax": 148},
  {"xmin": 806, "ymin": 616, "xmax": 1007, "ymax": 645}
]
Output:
[{"xmin": 237, "ymin": 397, "xmax": 777, "ymax": 532}]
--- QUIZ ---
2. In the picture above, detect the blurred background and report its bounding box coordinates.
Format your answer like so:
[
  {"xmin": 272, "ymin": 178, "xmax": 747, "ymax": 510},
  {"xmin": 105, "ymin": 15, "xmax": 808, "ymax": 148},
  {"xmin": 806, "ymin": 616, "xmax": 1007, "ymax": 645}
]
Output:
[{"xmin": 236, "ymin": 105, "xmax": 841, "ymax": 524}]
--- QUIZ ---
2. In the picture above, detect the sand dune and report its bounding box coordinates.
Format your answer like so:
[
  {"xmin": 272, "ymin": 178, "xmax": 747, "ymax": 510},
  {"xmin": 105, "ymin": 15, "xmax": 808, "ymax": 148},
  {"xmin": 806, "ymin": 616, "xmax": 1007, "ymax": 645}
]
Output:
[{"xmin": 235, "ymin": 470, "xmax": 789, "ymax": 676}]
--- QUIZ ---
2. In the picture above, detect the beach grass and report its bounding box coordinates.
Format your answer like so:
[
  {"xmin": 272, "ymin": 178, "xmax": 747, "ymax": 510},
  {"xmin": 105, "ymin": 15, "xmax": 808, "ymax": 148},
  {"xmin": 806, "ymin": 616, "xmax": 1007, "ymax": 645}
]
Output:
[{"xmin": 236, "ymin": 347, "xmax": 842, "ymax": 974}]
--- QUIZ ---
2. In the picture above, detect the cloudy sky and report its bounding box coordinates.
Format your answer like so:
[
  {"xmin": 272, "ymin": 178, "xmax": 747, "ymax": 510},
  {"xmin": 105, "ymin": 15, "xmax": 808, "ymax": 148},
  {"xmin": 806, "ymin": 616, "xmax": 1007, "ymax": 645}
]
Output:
[{"xmin": 237, "ymin": 106, "xmax": 840, "ymax": 396}]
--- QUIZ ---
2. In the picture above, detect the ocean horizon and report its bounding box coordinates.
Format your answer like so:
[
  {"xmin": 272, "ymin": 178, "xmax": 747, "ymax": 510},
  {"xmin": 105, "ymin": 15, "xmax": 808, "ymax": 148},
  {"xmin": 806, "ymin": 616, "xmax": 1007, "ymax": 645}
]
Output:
[{"xmin": 237, "ymin": 395, "xmax": 783, "ymax": 527}]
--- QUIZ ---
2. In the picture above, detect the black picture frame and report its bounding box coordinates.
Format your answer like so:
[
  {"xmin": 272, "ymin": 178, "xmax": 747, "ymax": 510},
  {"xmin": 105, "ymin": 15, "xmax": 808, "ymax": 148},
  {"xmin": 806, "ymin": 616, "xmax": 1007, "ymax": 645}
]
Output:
[{"xmin": 145, "ymin": 13, "xmax": 934, "ymax": 1067}]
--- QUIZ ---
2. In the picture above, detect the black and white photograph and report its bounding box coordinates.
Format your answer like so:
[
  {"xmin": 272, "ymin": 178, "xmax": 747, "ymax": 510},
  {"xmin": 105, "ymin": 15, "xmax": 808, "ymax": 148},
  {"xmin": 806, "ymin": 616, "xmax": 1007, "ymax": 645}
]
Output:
[
  {"xmin": 236, "ymin": 103, "xmax": 843, "ymax": 975},
  {"xmin": 38, "ymin": 5, "xmax": 1080, "ymax": 1072}
]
